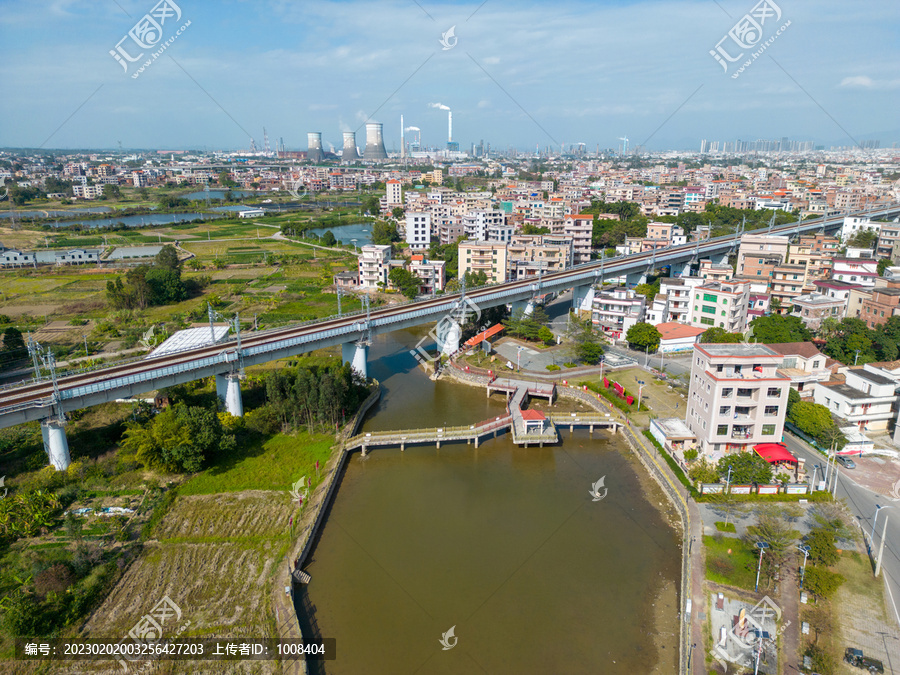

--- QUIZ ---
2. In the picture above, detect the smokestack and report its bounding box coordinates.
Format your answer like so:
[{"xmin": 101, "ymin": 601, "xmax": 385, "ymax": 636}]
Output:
[
  {"xmin": 401, "ymin": 115, "xmax": 405, "ymax": 159},
  {"xmin": 448, "ymin": 111, "xmax": 452, "ymax": 143},
  {"xmin": 363, "ymin": 122, "xmax": 387, "ymax": 160},
  {"xmin": 307, "ymin": 132, "xmax": 324, "ymax": 162},
  {"xmin": 342, "ymin": 131, "xmax": 359, "ymax": 162}
]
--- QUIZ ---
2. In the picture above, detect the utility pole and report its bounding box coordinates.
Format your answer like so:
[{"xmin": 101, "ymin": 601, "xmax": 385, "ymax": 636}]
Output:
[{"xmin": 876, "ymin": 515, "xmax": 889, "ymax": 577}]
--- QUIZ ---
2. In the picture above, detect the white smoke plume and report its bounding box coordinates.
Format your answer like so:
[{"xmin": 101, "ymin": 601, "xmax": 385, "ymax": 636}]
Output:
[{"xmin": 429, "ymin": 102, "xmax": 451, "ymax": 111}]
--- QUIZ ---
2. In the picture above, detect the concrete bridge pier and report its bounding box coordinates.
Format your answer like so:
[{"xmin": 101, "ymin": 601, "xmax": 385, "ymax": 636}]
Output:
[
  {"xmin": 436, "ymin": 319, "xmax": 460, "ymax": 357},
  {"xmin": 708, "ymin": 253, "xmax": 728, "ymax": 265},
  {"xmin": 626, "ymin": 271, "xmax": 647, "ymax": 287},
  {"xmin": 511, "ymin": 300, "xmax": 535, "ymax": 317},
  {"xmin": 571, "ymin": 285, "xmax": 594, "ymax": 314},
  {"xmin": 342, "ymin": 341, "xmax": 369, "ymax": 379},
  {"xmin": 41, "ymin": 420, "xmax": 71, "ymax": 470},
  {"xmin": 675, "ymin": 261, "xmax": 692, "ymax": 277},
  {"xmin": 216, "ymin": 373, "xmax": 244, "ymax": 417}
]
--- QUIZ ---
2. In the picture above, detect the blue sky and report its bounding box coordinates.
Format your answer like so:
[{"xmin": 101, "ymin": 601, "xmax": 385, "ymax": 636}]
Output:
[{"xmin": 0, "ymin": 0, "xmax": 898, "ymax": 151}]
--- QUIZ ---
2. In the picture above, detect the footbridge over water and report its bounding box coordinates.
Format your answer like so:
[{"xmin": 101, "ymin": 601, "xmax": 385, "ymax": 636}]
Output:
[{"xmin": 0, "ymin": 205, "xmax": 897, "ymax": 464}]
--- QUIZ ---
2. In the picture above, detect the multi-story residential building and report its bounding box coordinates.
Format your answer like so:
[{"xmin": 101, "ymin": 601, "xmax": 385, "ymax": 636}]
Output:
[
  {"xmin": 408, "ymin": 255, "xmax": 446, "ymax": 294},
  {"xmin": 699, "ymin": 259, "xmax": 734, "ymax": 282},
  {"xmin": 770, "ymin": 264, "xmax": 808, "ymax": 309},
  {"xmin": 832, "ymin": 258, "xmax": 878, "ymax": 286},
  {"xmin": 462, "ymin": 210, "xmax": 506, "ymax": 241},
  {"xmin": 860, "ymin": 285, "xmax": 900, "ymax": 329},
  {"xmin": 386, "ymin": 179, "xmax": 402, "ymax": 206},
  {"xmin": 839, "ymin": 216, "xmax": 878, "ymax": 243},
  {"xmin": 458, "ymin": 241, "xmax": 508, "ymax": 284},
  {"xmin": 767, "ymin": 342, "xmax": 832, "ymax": 399},
  {"xmin": 507, "ymin": 234, "xmax": 573, "ymax": 280},
  {"xmin": 748, "ymin": 293, "xmax": 771, "ymax": 320},
  {"xmin": 486, "ymin": 223, "xmax": 514, "ymax": 244},
  {"xmin": 846, "ymin": 286, "xmax": 873, "ymax": 319},
  {"xmin": 790, "ymin": 294, "xmax": 845, "ymax": 330},
  {"xmin": 645, "ymin": 277, "xmax": 704, "ymax": 324},
  {"xmin": 877, "ymin": 223, "xmax": 900, "ymax": 259},
  {"xmin": 685, "ymin": 343, "xmax": 790, "ymax": 458},
  {"xmin": 787, "ymin": 235, "xmax": 838, "ymax": 290},
  {"xmin": 72, "ymin": 184, "xmax": 105, "ymax": 199},
  {"xmin": 814, "ymin": 366, "xmax": 900, "ymax": 432},
  {"xmin": 737, "ymin": 234, "xmax": 789, "ymax": 279},
  {"xmin": 405, "ymin": 212, "xmax": 431, "ymax": 249},
  {"xmin": 591, "ymin": 287, "xmax": 646, "ymax": 340},
  {"xmin": 358, "ymin": 244, "xmax": 392, "ymax": 289},
  {"xmin": 687, "ymin": 280, "xmax": 750, "ymax": 333},
  {"xmin": 0, "ymin": 248, "xmax": 36, "ymax": 267},
  {"xmin": 813, "ymin": 279, "xmax": 857, "ymax": 313},
  {"xmin": 646, "ymin": 222, "xmax": 673, "ymax": 241},
  {"xmin": 556, "ymin": 214, "xmax": 593, "ymax": 264}
]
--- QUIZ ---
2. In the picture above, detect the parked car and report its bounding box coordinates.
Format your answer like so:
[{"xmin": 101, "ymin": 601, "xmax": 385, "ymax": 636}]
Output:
[
  {"xmin": 836, "ymin": 455, "xmax": 856, "ymax": 469},
  {"xmin": 845, "ymin": 647, "xmax": 885, "ymax": 673}
]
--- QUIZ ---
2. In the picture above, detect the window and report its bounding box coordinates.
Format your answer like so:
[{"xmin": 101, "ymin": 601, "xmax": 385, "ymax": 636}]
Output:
[
  {"xmin": 762, "ymin": 424, "xmax": 776, "ymax": 435},
  {"xmin": 717, "ymin": 364, "xmax": 724, "ymax": 372},
  {"xmin": 764, "ymin": 405, "xmax": 779, "ymax": 416},
  {"xmin": 722, "ymin": 388, "xmax": 733, "ymax": 398},
  {"xmin": 767, "ymin": 387, "xmax": 782, "ymax": 397},
  {"xmin": 717, "ymin": 424, "xmax": 728, "ymax": 436},
  {"xmin": 737, "ymin": 388, "xmax": 753, "ymax": 397},
  {"xmin": 702, "ymin": 305, "xmax": 716, "ymax": 314},
  {"xmin": 734, "ymin": 365, "xmax": 742, "ymax": 374},
  {"xmin": 719, "ymin": 406, "xmax": 731, "ymax": 415},
  {"xmin": 701, "ymin": 317, "xmax": 714, "ymax": 325},
  {"xmin": 721, "ymin": 311, "xmax": 726, "ymax": 316},
  {"xmin": 703, "ymin": 293, "xmax": 717, "ymax": 302}
]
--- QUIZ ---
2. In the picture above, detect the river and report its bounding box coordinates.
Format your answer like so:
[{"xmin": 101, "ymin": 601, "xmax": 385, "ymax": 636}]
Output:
[{"xmin": 297, "ymin": 327, "xmax": 681, "ymax": 674}]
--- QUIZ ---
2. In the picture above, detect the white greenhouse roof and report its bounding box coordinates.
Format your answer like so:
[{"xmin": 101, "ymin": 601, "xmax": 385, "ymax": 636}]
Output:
[{"xmin": 149, "ymin": 325, "xmax": 230, "ymax": 358}]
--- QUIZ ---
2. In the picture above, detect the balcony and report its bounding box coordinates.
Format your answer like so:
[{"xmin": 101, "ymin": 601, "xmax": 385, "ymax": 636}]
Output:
[{"xmin": 731, "ymin": 426, "xmax": 754, "ymax": 439}]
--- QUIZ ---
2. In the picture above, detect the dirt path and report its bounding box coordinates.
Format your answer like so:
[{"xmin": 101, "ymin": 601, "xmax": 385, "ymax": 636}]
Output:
[{"xmin": 781, "ymin": 556, "xmax": 801, "ymax": 673}]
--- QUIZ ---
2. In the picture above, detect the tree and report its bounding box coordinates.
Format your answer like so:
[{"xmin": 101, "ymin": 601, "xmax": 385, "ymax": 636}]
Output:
[
  {"xmin": 803, "ymin": 565, "xmax": 844, "ymax": 599},
  {"xmin": 503, "ymin": 307, "xmax": 550, "ymax": 342},
  {"xmin": 146, "ymin": 267, "xmax": 186, "ymax": 305},
  {"xmin": 372, "ymin": 220, "xmax": 399, "ymax": 246},
  {"xmin": 749, "ymin": 314, "xmax": 812, "ymax": 343},
  {"xmin": 537, "ymin": 326, "xmax": 555, "ymax": 346},
  {"xmin": 388, "ymin": 267, "xmax": 422, "ymax": 299},
  {"xmin": 2, "ymin": 327, "xmax": 26, "ymax": 359},
  {"xmin": 634, "ymin": 279, "xmax": 660, "ymax": 301},
  {"xmin": 625, "ymin": 322, "xmax": 661, "ymax": 352},
  {"xmin": 321, "ymin": 231, "xmax": 337, "ymax": 247},
  {"xmin": 877, "ymin": 257, "xmax": 892, "ymax": 276},
  {"xmin": 787, "ymin": 401, "xmax": 840, "ymax": 444},
  {"xmin": 717, "ymin": 452, "xmax": 773, "ymax": 485},
  {"xmin": 391, "ymin": 207, "xmax": 404, "ymax": 218},
  {"xmin": 746, "ymin": 505, "xmax": 797, "ymax": 561},
  {"xmin": 155, "ymin": 244, "xmax": 180, "ymax": 271},
  {"xmin": 805, "ymin": 527, "xmax": 839, "ymax": 567},
  {"xmin": 700, "ymin": 327, "xmax": 743, "ymax": 343},
  {"xmin": 688, "ymin": 459, "xmax": 719, "ymax": 484},
  {"xmin": 786, "ymin": 387, "xmax": 801, "ymax": 417},
  {"xmin": 824, "ymin": 317, "xmax": 876, "ymax": 365}
]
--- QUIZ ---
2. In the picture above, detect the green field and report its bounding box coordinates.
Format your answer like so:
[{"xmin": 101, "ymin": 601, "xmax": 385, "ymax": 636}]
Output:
[{"xmin": 703, "ymin": 534, "xmax": 759, "ymax": 590}]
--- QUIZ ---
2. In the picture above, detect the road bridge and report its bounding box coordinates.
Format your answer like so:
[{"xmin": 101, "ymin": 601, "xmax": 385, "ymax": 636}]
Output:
[{"xmin": 1, "ymin": 204, "xmax": 897, "ymax": 465}]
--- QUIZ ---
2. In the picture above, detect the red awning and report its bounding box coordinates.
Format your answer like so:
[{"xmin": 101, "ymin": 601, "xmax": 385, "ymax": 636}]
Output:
[
  {"xmin": 464, "ymin": 323, "xmax": 504, "ymax": 347},
  {"xmin": 753, "ymin": 443, "xmax": 797, "ymax": 465}
]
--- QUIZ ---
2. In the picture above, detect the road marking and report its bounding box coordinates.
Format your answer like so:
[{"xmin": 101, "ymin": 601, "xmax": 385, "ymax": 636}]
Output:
[{"xmin": 884, "ymin": 572, "xmax": 900, "ymax": 627}]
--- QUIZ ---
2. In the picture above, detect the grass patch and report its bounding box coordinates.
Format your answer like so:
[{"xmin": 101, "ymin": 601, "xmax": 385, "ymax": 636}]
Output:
[
  {"xmin": 715, "ymin": 521, "xmax": 737, "ymax": 533},
  {"xmin": 180, "ymin": 432, "xmax": 335, "ymax": 495},
  {"xmin": 703, "ymin": 535, "xmax": 758, "ymax": 590},
  {"xmin": 642, "ymin": 430, "xmax": 699, "ymax": 498}
]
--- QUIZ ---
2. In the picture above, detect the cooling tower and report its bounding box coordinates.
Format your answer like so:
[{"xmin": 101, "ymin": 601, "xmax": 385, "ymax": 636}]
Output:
[
  {"xmin": 363, "ymin": 122, "xmax": 388, "ymax": 160},
  {"xmin": 307, "ymin": 132, "xmax": 324, "ymax": 162},
  {"xmin": 342, "ymin": 131, "xmax": 360, "ymax": 161}
]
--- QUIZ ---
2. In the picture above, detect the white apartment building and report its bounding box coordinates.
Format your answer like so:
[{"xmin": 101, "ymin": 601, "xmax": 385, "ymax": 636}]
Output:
[
  {"xmin": 831, "ymin": 258, "xmax": 878, "ymax": 286},
  {"xmin": 386, "ymin": 179, "xmax": 402, "ymax": 206},
  {"xmin": 813, "ymin": 366, "xmax": 900, "ymax": 432},
  {"xmin": 839, "ymin": 216, "xmax": 879, "ymax": 243},
  {"xmin": 736, "ymin": 234, "xmax": 789, "ymax": 277},
  {"xmin": 405, "ymin": 212, "xmax": 432, "ymax": 250},
  {"xmin": 591, "ymin": 287, "xmax": 646, "ymax": 339},
  {"xmin": 685, "ymin": 343, "xmax": 790, "ymax": 459},
  {"xmin": 507, "ymin": 234, "xmax": 573, "ymax": 280},
  {"xmin": 408, "ymin": 255, "xmax": 446, "ymax": 294},
  {"xmin": 72, "ymin": 184, "xmax": 105, "ymax": 199},
  {"xmin": 645, "ymin": 277, "xmax": 704, "ymax": 324},
  {"xmin": 687, "ymin": 280, "xmax": 750, "ymax": 333},
  {"xmin": 462, "ymin": 210, "xmax": 506, "ymax": 242},
  {"xmin": 358, "ymin": 244, "xmax": 392, "ymax": 289}
]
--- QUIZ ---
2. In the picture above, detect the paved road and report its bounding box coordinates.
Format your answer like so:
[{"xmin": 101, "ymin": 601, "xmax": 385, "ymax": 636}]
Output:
[{"xmin": 783, "ymin": 433, "xmax": 900, "ymax": 628}]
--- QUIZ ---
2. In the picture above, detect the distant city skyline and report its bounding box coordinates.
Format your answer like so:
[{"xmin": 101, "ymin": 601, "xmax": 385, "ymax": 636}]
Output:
[{"xmin": 1, "ymin": 0, "xmax": 898, "ymax": 151}]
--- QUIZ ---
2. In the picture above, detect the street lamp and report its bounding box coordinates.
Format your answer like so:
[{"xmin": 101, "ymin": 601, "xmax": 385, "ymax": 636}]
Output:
[
  {"xmin": 871, "ymin": 505, "xmax": 894, "ymax": 546},
  {"xmin": 754, "ymin": 541, "xmax": 770, "ymax": 592},
  {"xmin": 797, "ymin": 544, "xmax": 811, "ymax": 589},
  {"xmin": 725, "ymin": 464, "xmax": 734, "ymax": 494},
  {"xmin": 637, "ymin": 379, "xmax": 645, "ymax": 410},
  {"xmin": 517, "ymin": 345, "xmax": 526, "ymax": 372}
]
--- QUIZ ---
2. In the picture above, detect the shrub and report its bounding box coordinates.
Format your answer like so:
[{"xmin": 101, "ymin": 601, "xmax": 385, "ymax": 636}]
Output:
[
  {"xmin": 563, "ymin": 362, "xmax": 578, "ymax": 368},
  {"xmin": 546, "ymin": 364, "xmax": 560, "ymax": 371}
]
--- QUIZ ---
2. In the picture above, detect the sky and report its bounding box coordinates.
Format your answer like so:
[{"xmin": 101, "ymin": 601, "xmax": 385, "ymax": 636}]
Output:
[{"xmin": 0, "ymin": 0, "xmax": 898, "ymax": 152}]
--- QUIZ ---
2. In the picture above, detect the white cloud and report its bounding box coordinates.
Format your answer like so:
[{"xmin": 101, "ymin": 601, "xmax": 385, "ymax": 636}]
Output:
[{"xmin": 839, "ymin": 75, "xmax": 900, "ymax": 90}]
